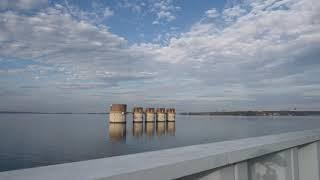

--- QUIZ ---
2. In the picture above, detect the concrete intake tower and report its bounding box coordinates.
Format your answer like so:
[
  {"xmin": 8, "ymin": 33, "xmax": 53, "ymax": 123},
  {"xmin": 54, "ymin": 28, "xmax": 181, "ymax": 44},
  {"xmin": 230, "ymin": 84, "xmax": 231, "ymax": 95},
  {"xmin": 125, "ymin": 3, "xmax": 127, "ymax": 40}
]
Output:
[
  {"xmin": 145, "ymin": 108, "xmax": 155, "ymax": 122},
  {"xmin": 156, "ymin": 108, "xmax": 166, "ymax": 122},
  {"xmin": 166, "ymin": 108, "xmax": 176, "ymax": 122},
  {"xmin": 109, "ymin": 104, "xmax": 127, "ymax": 123},
  {"xmin": 133, "ymin": 107, "xmax": 144, "ymax": 123}
]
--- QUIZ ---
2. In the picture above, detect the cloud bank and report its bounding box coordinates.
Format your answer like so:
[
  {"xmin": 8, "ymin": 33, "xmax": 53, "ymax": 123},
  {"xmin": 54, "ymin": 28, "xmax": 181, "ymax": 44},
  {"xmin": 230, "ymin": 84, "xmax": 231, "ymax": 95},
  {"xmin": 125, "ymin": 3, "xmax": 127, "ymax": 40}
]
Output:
[{"xmin": 0, "ymin": 0, "xmax": 320, "ymax": 112}]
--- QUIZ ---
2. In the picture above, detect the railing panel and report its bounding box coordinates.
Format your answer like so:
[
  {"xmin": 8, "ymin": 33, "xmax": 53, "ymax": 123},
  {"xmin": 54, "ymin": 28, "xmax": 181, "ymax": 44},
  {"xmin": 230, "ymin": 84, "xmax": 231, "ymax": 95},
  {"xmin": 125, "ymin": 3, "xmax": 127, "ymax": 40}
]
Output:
[
  {"xmin": 235, "ymin": 162, "xmax": 248, "ymax": 180},
  {"xmin": 248, "ymin": 149, "xmax": 294, "ymax": 180},
  {"xmin": 178, "ymin": 161, "xmax": 248, "ymax": 180},
  {"xmin": 298, "ymin": 141, "xmax": 320, "ymax": 180}
]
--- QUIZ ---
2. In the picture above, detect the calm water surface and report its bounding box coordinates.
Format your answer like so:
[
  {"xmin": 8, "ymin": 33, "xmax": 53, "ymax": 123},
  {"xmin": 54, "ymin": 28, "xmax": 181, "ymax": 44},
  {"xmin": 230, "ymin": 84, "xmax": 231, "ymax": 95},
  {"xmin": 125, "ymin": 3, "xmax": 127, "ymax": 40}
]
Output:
[{"xmin": 0, "ymin": 114, "xmax": 320, "ymax": 172}]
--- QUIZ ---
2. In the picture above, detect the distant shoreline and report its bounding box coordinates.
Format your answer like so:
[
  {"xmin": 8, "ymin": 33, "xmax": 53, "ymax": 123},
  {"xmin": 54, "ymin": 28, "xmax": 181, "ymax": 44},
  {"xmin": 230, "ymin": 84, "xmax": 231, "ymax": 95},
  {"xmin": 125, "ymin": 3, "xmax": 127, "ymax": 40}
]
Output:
[
  {"xmin": 180, "ymin": 111, "xmax": 320, "ymax": 116},
  {"xmin": 1, "ymin": 111, "xmax": 320, "ymax": 116},
  {"xmin": 0, "ymin": 111, "xmax": 108, "ymax": 114}
]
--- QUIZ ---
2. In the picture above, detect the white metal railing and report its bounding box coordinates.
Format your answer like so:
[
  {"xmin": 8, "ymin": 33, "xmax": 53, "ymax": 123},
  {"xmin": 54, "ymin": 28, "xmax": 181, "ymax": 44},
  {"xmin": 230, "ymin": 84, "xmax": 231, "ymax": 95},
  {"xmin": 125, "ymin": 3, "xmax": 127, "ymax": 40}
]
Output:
[{"xmin": 1, "ymin": 129, "xmax": 320, "ymax": 180}]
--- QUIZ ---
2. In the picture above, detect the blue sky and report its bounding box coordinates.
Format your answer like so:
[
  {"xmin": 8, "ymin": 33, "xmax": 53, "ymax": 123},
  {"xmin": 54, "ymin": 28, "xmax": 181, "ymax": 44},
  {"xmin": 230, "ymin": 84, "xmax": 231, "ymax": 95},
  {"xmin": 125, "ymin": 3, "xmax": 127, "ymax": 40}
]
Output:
[{"xmin": 0, "ymin": 0, "xmax": 320, "ymax": 112}]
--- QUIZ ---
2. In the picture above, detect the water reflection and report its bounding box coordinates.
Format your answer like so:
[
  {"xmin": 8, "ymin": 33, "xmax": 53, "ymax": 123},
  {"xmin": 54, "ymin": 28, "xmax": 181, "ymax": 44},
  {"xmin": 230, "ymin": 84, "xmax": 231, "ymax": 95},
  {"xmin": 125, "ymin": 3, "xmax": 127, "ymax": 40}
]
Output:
[
  {"xmin": 156, "ymin": 122, "xmax": 166, "ymax": 136},
  {"xmin": 132, "ymin": 123, "xmax": 143, "ymax": 137},
  {"xmin": 4, "ymin": 114, "xmax": 320, "ymax": 172},
  {"xmin": 167, "ymin": 122, "xmax": 175, "ymax": 136},
  {"xmin": 109, "ymin": 122, "xmax": 176, "ymax": 142},
  {"xmin": 145, "ymin": 123, "xmax": 155, "ymax": 137},
  {"xmin": 109, "ymin": 123, "xmax": 126, "ymax": 142}
]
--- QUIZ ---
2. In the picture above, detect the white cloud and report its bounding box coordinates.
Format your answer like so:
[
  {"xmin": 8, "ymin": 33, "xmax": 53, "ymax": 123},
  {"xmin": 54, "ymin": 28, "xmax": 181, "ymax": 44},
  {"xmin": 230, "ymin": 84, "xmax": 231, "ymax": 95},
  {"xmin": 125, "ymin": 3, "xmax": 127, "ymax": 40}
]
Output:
[
  {"xmin": 0, "ymin": 0, "xmax": 48, "ymax": 11},
  {"xmin": 223, "ymin": 5, "xmax": 246, "ymax": 21},
  {"xmin": 152, "ymin": 20, "xmax": 160, "ymax": 25},
  {"xmin": 205, "ymin": 8, "xmax": 219, "ymax": 18},
  {"xmin": 0, "ymin": 4, "xmax": 158, "ymax": 90},
  {"xmin": 131, "ymin": 0, "xmax": 320, "ymax": 108},
  {"xmin": 63, "ymin": 1, "xmax": 114, "ymax": 24},
  {"xmin": 117, "ymin": 0, "xmax": 179, "ymax": 25},
  {"xmin": 118, "ymin": 1, "xmax": 143, "ymax": 13},
  {"xmin": 103, "ymin": 7, "xmax": 114, "ymax": 18},
  {"xmin": 157, "ymin": 10, "xmax": 175, "ymax": 21},
  {"xmin": 1, "ymin": 0, "xmax": 320, "ymax": 111},
  {"xmin": 151, "ymin": 0, "xmax": 180, "ymax": 23}
]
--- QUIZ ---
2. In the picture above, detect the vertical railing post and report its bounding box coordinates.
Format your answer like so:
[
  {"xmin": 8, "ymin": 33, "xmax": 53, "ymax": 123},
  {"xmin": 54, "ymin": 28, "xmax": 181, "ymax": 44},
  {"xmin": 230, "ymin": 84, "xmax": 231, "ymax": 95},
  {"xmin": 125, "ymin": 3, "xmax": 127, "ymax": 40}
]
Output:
[{"xmin": 287, "ymin": 147, "xmax": 299, "ymax": 180}]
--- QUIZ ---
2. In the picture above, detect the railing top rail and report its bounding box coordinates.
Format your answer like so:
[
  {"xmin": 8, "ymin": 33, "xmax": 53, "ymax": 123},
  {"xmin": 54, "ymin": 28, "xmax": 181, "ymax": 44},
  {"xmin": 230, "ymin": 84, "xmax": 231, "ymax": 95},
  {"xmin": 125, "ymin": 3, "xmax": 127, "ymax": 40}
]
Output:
[{"xmin": 1, "ymin": 128, "xmax": 320, "ymax": 180}]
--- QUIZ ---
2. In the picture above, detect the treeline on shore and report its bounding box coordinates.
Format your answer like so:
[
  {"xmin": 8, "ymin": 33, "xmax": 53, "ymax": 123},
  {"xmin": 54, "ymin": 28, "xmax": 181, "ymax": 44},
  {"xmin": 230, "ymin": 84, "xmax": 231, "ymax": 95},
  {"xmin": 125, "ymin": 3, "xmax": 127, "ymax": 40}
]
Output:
[
  {"xmin": 180, "ymin": 111, "xmax": 320, "ymax": 116},
  {"xmin": 0, "ymin": 111, "xmax": 107, "ymax": 114}
]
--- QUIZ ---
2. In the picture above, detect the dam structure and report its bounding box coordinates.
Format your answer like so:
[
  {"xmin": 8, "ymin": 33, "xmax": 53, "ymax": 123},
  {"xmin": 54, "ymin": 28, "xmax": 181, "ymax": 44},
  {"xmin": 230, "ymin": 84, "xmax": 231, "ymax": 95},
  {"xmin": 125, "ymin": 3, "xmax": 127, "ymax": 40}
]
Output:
[
  {"xmin": 132, "ymin": 107, "xmax": 144, "ymax": 123},
  {"xmin": 156, "ymin": 108, "xmax": 166, "ymax": 122},
  {"xmin": 145, "ymin": 108, "xmax": 155, "ymax": 123},
  {"xmin": 109, "ymin": 104, "xmax": 127, "ymax": 123},
  {"xmin": 109, "ymin": 104, "xmax": 175, "ymax": 123}
]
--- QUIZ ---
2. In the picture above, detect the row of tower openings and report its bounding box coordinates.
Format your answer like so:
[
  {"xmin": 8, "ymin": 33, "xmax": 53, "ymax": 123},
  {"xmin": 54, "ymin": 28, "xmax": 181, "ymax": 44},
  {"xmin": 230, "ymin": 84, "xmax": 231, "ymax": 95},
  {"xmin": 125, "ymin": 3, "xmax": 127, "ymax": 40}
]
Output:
[{"xmin": 109, "ymin": 104, "xmax": 176, "ymax": 114}]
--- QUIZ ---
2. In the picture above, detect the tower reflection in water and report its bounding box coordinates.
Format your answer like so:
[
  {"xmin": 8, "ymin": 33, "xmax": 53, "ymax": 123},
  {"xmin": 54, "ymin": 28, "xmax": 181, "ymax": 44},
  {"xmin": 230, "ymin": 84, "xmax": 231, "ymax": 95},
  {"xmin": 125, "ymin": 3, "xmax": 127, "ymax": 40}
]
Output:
[
  {"xmin": 109, "ymin": 123, "xmax": 126, "ymax": 142},
  {"xmin": 156, "ymin": 122, "xmax": 166, "ymax": 136},
  {"xmin": 166, "ymin": 122, "xmax": 175, "ymax": 136},
  {"xmin": 132, "ymin": 123, "xmax": 143, "ymax": 137},
  {"xmin": 145, "ymin": 123, "xmax": 155, "ymax": 137},
  {"xmin": 109, "ymin": 122, "xmax": 176, "ymax": 142}
]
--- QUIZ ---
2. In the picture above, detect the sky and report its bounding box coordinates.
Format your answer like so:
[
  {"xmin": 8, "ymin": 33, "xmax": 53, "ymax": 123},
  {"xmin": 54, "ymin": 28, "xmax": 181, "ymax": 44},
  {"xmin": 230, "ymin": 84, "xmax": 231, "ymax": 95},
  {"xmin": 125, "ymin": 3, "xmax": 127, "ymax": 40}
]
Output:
[{"xmin": 0, "ymin": 0, "xmax": 319, "ymax": 112}]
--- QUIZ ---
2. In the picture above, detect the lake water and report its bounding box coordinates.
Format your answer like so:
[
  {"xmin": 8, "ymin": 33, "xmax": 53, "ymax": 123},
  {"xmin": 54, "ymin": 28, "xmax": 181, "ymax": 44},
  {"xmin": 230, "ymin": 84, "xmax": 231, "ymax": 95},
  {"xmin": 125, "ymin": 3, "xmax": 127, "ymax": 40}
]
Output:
[{"xmin": 0, "ymin": 114, "xmax": 320, "ymax": 172}]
